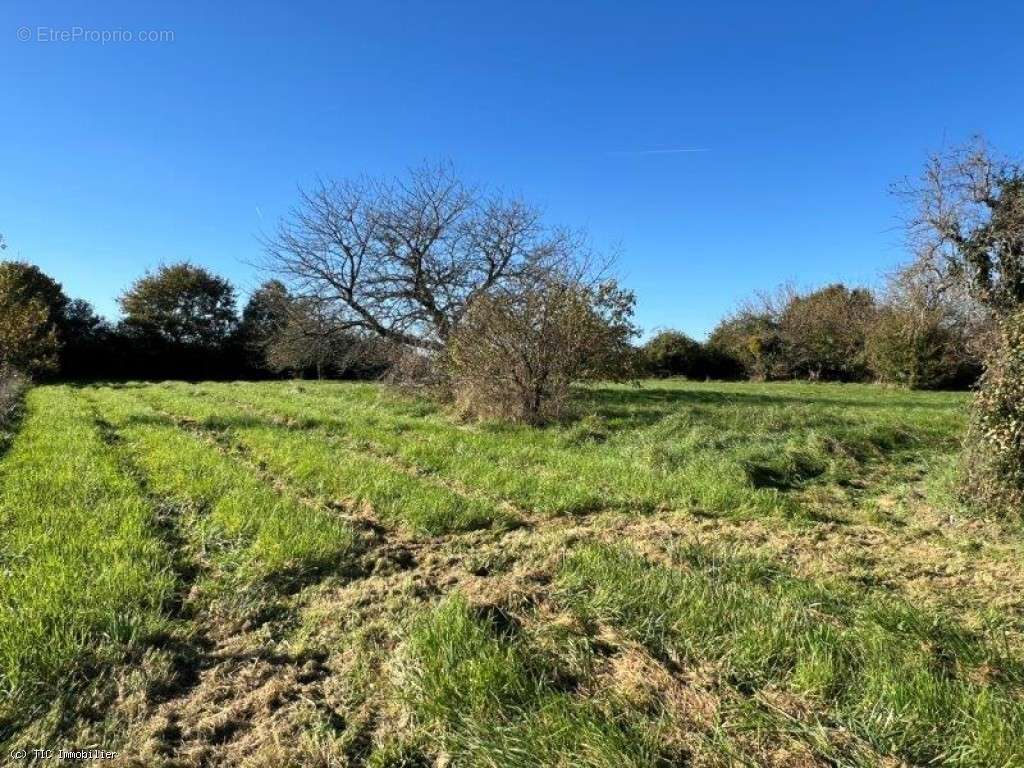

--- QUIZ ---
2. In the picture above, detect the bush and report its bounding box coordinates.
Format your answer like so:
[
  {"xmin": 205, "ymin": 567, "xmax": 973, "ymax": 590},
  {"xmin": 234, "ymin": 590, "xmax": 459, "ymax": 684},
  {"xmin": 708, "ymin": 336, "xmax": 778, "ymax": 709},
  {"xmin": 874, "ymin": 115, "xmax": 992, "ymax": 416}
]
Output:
[
  {"xmin": 0, "ymin": 366, "xmax": 27, "ymax": 451},
  {"xmin": 778, "ymin": 284, "xmax": 875, "ymax": 381},
  {"xmin": 866, "ymin": 307, "xmax": 962, "ymax": 389},
  {"xmin": 706, "ymin": 310, "xmax": 783, "ymax": 381},
  {"xmin": 447, "ymin": 278, "xmax": 637, "ymax": 424},
  {"xmin": 641, "ymin": 330, "xmax": 700, "ymax": 378},
  {"xmin": 962, "ymin": 311, "xmax": 1024, "ymax": 518},
  {"xmin": 0, "ymin": 262, "xmax": 65, "ymax": 375}
]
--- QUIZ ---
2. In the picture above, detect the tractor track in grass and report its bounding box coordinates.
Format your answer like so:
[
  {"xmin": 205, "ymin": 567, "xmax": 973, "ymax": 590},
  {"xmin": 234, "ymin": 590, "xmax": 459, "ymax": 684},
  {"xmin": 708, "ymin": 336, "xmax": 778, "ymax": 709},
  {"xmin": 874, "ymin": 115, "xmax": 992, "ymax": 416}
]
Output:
[
  {"xmin": 126, "ymin": 391, "xmax": 439, "ymax": 575},
  {"xmin": 161, "ymin": 388, "xmax": 538, "ymax": 523},
  {"xmin": 80, "ymin": 391, "xmax": 216, "ymax": 706},
  {"xmin": 79, "ymin": 389, "xmax": 373, "ymax": 766},
  {"xmin": 123, "ymin": 388, "xmax": 1024, "ymax": 641},
  {"xmin": 130, "ymin": 387, "xmax": 562, "ymax": 539},
  {"xmin": 73, "ymin": 385, "xmax": 1022, "ymax": 767}
]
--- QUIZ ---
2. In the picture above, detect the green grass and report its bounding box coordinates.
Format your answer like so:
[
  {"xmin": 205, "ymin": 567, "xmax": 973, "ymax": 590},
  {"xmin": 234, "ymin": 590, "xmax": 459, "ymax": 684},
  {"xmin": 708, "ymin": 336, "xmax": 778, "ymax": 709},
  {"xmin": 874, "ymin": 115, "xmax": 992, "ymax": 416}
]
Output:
[
  {"xmin": 0, "ymin": 387, "xmax": 174, "ymax": 734},
  {"xmin": 2, "ymin": 379, "xmax": 1020, "ymax": 766},
  {"xmin": 83, "ymin": 386, "xmax": 361, "ymax": 587},
  {"xmin": 396, "ymin": 595, "xmax": 671, "ymax": 767},
  {"xmin": 557, "ymin": 543, "xmax": 1024, "ymax": 767},
  {"xmin": 126, "ymin": 379, "xmax": 967, "ymax": 522},
  {"xmin": 130, "ymin": 383, "xmax": 513, "ymax": 534}
]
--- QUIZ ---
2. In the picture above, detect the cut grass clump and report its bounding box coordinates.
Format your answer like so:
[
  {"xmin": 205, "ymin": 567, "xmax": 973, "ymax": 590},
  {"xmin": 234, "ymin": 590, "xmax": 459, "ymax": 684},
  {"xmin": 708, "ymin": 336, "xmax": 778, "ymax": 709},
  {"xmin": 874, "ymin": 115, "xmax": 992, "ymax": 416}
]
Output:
[
  {"xmin": 557, "ymin": 543, "xmax": 1024, "ymax": 767},
  {"xmin": 395, "ymin": 595, "xmax": 672, "ymax": 767},
  {"xmin": 0, "ymin": 387, "xmax": 174, "ymax": 733}
]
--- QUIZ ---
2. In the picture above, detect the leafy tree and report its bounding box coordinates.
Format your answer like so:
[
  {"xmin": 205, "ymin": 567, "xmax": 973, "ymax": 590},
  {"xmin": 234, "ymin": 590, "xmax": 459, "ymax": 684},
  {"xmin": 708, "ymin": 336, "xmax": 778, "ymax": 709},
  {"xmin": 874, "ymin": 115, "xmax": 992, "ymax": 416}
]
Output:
[
  {"xmin": 60, "ymin": 299, "xmax": 114, "ymax": 379},
  {"xmin": 707, "ymin": 310, "xmax": 783, "ymax": 381},
  {"xmin": 0, "ymin": 261, "xmax": 69, "ymax": 375},
  {"xmin": 238, "ymin": 280, "xmax": 293, "ymax": 371},
  {"xmin": 777, "ymin": 284, "xmax": 876, "ymax": 381},
  {"xmin": 866, "ymin": 306, "xmax": 959, "ymax": 389},
  {"xmin": 120, "ymin": 263, "xmax": 237, "ymax": 347},
  {"xmin": 963, "ymin": 312, "xmax": 1024, "ymax": 516},
  {"xmin": 866, "ymin": 263, "xmax": 985, "ymax": 389},
  {"xmin": 642, "ymin": 330, "xmax": 703, "ymax": 378}
]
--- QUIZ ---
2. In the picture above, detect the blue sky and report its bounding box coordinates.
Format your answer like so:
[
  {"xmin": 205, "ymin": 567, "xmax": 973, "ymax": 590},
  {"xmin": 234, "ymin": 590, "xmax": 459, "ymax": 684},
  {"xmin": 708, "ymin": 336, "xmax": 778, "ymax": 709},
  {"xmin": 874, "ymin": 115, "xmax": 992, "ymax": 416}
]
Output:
[{"xmin": 3, "ymin": 1, "xmax": 1023, "ymax": 339}]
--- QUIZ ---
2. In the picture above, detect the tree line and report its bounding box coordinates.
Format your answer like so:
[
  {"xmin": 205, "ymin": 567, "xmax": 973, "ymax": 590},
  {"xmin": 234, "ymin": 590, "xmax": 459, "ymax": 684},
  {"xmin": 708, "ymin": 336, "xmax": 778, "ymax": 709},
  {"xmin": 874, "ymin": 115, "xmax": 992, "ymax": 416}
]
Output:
[
  {"xmin": 641, "ymin": 271, "xmax": 988, "ymax": 390},
  {"xmin": 0, "ymin": 259, "xmax": 389, "ymax": 382},
  {"xmin": 1, "ymin": 142, "xmax": 1022, "ymax": 515}
]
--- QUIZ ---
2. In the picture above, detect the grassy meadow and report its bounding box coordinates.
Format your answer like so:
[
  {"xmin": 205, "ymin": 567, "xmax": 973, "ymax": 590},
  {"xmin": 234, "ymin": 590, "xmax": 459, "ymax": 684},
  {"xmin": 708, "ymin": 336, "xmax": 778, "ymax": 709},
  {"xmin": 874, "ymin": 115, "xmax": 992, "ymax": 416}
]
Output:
[{"xmin": 2, "ymin": 379, "xmax": 1023, "ymax": 766}]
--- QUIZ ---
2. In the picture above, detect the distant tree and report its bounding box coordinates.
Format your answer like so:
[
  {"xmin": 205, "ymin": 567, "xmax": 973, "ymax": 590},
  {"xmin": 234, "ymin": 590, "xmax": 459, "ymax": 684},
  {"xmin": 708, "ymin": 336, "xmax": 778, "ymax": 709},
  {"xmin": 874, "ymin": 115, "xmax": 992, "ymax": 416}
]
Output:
[
  {"xmin": 900, "ymin": 138, "xmax": 1024, "ymax": 314},
  {"xmin": 642, "ymin": 330, "xmax": 707, "ymax": 378},
  {"xmin": 60, "ymin": 299, "xmax": 114, "ymax": 379},
  {"xmin": 447, "ymin": 274, "xmax": 637, "ymax": 423},
  {"xmin": 238, "ymin": 280, "xmax": 293, "ymax": 371},
  {"xmin": 707, "ymin": 309, "xmax": 783, "ymax": 381},
  {"xmin": 265, "ymin": 298, "xmax": 349, "ymax": 379},
  {"xmin": 120, "ymin": 263, "xmax": 237, "ymax": 347},
  {"xmin": 777, "ymin": 284, "xmax": 876, "ymax": 381},
  {"xmin": 0, "ymin": 261, "xmax": 69, "ymax": 375},
  {"xmin": 866, "ymin": 263, "xmax": 985, "ymax": 389},
  {"xmin": 263, "ymin": 163, "xmax": 586, "ymax": 352},
  {"xmin": 866, "ymin": 306, "xmax": 960, "ymax": 389},
  {"xmin": 0, "ymin": 260, "xmax": 69, "ymax": 324}
]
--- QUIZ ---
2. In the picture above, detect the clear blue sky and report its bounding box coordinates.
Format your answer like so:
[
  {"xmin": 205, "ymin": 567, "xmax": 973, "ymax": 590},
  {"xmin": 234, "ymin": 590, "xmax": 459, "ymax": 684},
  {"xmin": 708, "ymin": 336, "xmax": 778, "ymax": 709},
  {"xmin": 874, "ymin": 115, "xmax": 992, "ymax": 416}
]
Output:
[{"xmin": 3, "ymin": 1, "xmax": 1023, "ymax": 339}]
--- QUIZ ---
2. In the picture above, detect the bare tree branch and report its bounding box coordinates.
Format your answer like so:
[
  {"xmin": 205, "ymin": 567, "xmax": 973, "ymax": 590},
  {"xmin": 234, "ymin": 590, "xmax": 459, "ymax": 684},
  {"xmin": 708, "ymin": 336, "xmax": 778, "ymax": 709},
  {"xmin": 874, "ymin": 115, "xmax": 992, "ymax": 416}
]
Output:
[{"xmin": 261, "ymin": 163, "xmax": 579, "ymax": 351}]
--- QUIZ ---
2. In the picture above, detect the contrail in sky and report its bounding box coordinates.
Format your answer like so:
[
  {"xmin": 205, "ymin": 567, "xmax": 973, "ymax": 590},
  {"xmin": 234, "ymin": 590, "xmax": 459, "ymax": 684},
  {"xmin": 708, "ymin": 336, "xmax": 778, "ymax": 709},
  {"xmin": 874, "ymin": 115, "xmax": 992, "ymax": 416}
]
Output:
[{"xmin": 610, "ymin": 147, "xmax": 710, "ymax": 156}]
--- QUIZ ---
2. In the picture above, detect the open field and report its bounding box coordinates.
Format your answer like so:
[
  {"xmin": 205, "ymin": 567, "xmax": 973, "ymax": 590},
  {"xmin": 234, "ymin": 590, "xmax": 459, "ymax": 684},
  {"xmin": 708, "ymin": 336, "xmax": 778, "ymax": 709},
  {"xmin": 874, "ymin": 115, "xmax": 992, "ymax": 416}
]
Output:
[{"xmin": 2, "ymin": 380, "xmax": 1023, "ymax": 766}]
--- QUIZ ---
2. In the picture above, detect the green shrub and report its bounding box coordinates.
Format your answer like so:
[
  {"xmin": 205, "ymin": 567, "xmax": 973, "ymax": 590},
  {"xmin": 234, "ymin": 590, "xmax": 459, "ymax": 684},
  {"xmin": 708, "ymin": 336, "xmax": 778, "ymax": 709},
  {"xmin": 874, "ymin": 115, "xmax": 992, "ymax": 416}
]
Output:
[
  {"xmin": 866, "ymin": 306, "xmax": 962, "ymax": 389},
  {"xmin": 962, "ymin": 310, "xmax": 1024, "ymax": 518},
  {"xmin": 706, "ymin": 311, "xmax": 781, "ymax": 380},
  {"xmin": 642, "ymin": 330, "xmax": 702, "ymax": 377},
  {"xmin": 0, "ymin": 366, "xmax": 27, "ymax": 453}
]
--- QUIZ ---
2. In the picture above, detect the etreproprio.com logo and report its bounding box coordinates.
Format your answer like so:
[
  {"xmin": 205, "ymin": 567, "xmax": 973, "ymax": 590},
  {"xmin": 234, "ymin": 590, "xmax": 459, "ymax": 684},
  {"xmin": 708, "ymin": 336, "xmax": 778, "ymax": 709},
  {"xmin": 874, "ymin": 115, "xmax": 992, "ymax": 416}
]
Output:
[{"xmin": 16, "ymin": 26, "xmax": 174, "ymax": 44}]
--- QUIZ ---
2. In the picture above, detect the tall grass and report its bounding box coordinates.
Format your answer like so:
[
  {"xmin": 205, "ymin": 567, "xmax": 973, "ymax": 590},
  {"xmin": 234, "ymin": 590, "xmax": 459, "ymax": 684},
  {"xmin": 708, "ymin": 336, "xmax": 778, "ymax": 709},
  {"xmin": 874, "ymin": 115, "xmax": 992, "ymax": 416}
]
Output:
[
  {"xmin": 0, "ymin": 387, "xmax": 174, "ymax": 731},
  {"xmin": 557, "ymin": 543, "xmax": 1024, "ymax": 767}
]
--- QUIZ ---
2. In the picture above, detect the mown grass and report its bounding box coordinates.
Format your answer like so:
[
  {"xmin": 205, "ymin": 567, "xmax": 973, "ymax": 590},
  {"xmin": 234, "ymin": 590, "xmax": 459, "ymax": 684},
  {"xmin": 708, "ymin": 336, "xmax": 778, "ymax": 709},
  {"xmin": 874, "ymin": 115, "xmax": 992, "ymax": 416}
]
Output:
[
  {"xmin": 2, "ymin": 378, "xmax": 1018, "ymax": 766},
  {"xmin": 0, "ymin": 387, "xmax": 174, "ymax": 735},
  {"xmin": 130, "ymin": 383, "xmax": 514, "ymax": 534},
  {"xmin": 138, "ymin": 379, "xmax": 966, "ymax": 523},
  {"xmin": 83, "ymin": 387, "xmax": 361, "ymax": 588},
  {"xmin": 396, "ymin": 595, "xmax": 673, "ymax": 767},
  {"xmin": 557, "ymin": 543, "xmax": 1024, "ymax": 767}
]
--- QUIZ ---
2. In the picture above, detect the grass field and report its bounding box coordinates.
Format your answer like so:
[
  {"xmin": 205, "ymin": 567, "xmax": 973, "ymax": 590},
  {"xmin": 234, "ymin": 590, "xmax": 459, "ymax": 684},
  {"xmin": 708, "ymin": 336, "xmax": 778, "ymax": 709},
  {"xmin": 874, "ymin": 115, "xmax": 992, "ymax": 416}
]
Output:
[{"xmin": 2, "ymin": 380, "xmax": 1023, "ymax": 766}]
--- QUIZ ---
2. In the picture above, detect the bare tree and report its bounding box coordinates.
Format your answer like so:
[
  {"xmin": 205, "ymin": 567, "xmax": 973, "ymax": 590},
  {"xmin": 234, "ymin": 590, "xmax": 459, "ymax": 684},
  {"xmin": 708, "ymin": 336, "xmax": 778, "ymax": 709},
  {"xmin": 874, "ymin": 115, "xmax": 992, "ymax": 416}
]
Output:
[
  {"xmin": 262, "ymin": 163, "xmax": 579, "ymax": 352},
  {"xmin": 898, "ymin": 139, "xmax": 1024, "ymax": 517},
  {"xmin": 265, "ymin": 298, "xmax": 348, "ymax": 380},
  {"xmin": 898, "ymin": 138, "xmax": 1024, "ymax": 315}
]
